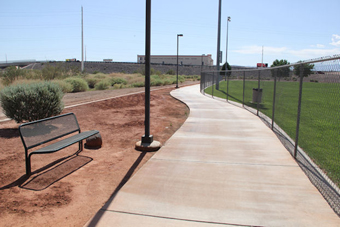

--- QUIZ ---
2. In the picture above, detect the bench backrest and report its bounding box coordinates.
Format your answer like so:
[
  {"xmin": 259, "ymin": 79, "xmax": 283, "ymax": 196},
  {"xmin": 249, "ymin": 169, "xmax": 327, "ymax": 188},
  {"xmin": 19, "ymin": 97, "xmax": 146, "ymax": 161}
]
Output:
[{"xmin": 19, "ymin": 113, "xmax": 80, "ymax": 150}]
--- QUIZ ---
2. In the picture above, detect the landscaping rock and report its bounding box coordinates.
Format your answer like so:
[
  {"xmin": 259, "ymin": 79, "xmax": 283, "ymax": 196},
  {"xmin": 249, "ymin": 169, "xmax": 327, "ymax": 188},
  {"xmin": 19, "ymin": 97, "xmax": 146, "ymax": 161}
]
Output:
[{"xmin": 85, "ymin": 132, "xmax": 102, "ymax": 149}]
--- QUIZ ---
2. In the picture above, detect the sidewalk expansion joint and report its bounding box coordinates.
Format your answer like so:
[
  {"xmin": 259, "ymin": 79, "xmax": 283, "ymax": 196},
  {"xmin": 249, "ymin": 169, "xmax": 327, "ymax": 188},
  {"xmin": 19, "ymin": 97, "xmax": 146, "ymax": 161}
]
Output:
[
  {"xmin": 151, "ymin": 158, "xmax": 298, "ymax": 168},
  {"xmin": 107, "ymin": 209, "xmax": 263, "ymax": 227}
]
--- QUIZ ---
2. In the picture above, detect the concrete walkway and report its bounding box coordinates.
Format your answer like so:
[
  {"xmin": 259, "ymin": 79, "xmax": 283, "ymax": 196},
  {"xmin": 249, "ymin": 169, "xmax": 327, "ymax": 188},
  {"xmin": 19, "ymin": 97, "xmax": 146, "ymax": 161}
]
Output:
[{"xmin": 85, "ymin": 84, "xmax": 340, "ymax": 226}]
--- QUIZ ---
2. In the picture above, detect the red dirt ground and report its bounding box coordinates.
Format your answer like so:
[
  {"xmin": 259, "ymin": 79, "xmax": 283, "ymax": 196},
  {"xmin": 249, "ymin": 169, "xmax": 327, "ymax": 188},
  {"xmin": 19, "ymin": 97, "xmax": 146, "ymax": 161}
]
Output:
[{"xmin": 0, "ymin": 86, "xmax": 191, "ymax": 227}]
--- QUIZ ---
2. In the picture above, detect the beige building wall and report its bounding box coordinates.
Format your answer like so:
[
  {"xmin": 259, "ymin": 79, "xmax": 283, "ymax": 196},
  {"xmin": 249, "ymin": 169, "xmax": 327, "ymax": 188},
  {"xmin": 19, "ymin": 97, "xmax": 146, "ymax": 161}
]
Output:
[{"xmin": 137, "ymin": 54, "xmax": 214, "ymax": 66}]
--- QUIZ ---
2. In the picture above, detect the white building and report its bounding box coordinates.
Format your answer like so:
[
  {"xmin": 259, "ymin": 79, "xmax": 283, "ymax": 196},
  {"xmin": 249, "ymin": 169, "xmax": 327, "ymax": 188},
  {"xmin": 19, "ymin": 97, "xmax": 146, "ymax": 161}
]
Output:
[{"xmin": 137, "ymin": 54, "xmax": 214, "ymax": 66}]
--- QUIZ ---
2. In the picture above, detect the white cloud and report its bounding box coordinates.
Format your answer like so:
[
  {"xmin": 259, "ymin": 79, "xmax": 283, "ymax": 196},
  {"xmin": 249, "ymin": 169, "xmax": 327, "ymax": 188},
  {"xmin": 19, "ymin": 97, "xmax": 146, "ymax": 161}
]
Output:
[
  {"xmin": 288, "ymin": 48, "xmax": 339, "ymax": 59},
  {"xmin": 233, "ymin": 45, "xmax": 287, "ymax": 55},
  {"xmin": 311, "ymin": 44, "xmax": 325, "ymax": 48},
  {"xmin": 330, "ymin": 34, "xmax": 340, "ymax": 47},
  {"xmin": 233, "ymin": 45, "xmax": 339, "ymax": 63}
]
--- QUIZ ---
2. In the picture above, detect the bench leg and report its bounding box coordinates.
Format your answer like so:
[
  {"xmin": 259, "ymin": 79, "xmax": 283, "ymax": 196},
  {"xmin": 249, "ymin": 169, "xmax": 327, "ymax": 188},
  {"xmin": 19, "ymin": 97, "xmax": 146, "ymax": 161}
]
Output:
[
  {"xmin": 26, "ymin": 154, "xmax": 31, "ymax": 176},
  {"xmin": 76, "ymin": 140, "xmax": 83, "ymax": 155}
]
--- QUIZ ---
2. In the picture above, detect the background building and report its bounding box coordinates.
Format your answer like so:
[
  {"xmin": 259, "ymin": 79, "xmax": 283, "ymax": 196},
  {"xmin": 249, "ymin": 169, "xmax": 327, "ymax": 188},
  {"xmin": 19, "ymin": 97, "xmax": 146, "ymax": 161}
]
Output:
[{"xmin": 137, "ymin": 54, "xmax": 214, "ymax": 66}]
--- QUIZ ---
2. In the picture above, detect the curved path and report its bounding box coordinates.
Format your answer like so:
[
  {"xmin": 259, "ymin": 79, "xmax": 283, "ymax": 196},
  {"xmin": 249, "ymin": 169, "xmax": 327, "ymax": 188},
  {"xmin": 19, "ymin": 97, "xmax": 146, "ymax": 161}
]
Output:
[{"xmin": 85, "ymin": 84, "xmax": 340, "ymax": 226}]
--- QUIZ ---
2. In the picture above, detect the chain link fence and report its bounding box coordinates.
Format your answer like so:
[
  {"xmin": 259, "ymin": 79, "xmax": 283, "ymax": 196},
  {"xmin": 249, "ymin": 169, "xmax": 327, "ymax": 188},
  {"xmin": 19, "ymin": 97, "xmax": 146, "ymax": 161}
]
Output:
[{"xmin": 201, "ymin": 56, "xmax": 340, "ymax": 216}]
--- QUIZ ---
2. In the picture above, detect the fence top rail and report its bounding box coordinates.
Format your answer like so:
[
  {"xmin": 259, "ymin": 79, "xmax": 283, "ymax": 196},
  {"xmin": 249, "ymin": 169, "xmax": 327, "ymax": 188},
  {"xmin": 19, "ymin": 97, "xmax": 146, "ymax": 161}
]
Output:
[{"xmin": 202, "ymin": 55, "xmax": 340, "ymax": 74}]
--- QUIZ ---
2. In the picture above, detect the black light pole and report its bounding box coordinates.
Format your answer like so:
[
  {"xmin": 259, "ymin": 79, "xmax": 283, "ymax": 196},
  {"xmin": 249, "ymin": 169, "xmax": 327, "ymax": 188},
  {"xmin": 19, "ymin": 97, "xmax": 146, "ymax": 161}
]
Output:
[
  {"xmin": 142, "ymin": 0, "xmax": 152, "ymax": 144},
  {"xmin": 225, "ymin": 16, "xmax": 231, "ymax": 70},
  {"xmin": 216, "ymin": 0, "xmax": 222, "ymax": 90},
  {"xmin": 176, "ymin": 34, "xmax": 183, "ymax": 88},
  {"xmin": 136, "ymin": 0, "xmax": 161, "ymax": 151}
]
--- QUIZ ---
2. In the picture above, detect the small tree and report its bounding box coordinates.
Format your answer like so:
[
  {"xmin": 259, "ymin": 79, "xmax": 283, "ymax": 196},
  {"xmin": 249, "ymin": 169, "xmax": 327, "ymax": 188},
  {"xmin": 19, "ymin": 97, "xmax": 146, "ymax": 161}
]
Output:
[
  {"xmin": 293, "ymin": 61, "xmax": 314, "ymax": 77},
  {"xmin": 221, "ymin": 62, "xmax": 232, "ymax": 77},
  {"xmin": 42, "ymin": 63, "xmax": 64, "ymax": 80},
  {"xmin": 270, "ymin": 59, "xmax": 290, "ymax": 80}
]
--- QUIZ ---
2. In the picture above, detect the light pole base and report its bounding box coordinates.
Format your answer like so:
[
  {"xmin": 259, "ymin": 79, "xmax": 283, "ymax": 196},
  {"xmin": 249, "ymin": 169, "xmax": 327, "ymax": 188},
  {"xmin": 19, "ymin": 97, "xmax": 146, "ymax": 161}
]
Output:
[{"xmin": 135, "ymin": 139, "xmax": 161, "ymax": 152}]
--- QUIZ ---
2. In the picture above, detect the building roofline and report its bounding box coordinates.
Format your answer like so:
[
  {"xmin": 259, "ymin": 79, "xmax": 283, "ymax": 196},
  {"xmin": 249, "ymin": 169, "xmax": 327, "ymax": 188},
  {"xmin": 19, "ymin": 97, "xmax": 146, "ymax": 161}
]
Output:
[{"xmin": 137, "ymin": 54, "xmax": 212, "ymax": 58}]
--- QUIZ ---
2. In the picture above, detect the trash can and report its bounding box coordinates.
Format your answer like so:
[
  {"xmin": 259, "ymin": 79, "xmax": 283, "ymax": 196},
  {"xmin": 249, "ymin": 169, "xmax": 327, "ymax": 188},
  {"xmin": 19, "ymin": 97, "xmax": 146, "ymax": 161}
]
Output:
[{"xmin": 252, "ymin": 88, "xmax": 263, "ymax": 103}]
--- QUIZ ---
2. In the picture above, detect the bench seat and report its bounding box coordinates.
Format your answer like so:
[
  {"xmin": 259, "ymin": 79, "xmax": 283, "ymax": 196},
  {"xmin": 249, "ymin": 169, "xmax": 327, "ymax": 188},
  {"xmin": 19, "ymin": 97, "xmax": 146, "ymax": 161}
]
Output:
[{"xmin": 32, "ymin": 130, "xmax": 99, "ymax": 154}]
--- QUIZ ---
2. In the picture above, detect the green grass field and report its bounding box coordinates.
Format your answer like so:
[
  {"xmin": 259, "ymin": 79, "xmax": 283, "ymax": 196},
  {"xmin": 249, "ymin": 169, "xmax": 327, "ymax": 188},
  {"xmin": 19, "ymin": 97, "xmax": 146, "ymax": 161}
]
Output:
[{"xmin": 205, "ymin": 80, "xmax": 340, "ymax": 187}]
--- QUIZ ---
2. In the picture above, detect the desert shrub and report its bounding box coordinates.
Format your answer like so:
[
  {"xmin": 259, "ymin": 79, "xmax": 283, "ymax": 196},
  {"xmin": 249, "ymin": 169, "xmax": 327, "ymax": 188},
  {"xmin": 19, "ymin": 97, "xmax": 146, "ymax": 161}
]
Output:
[
  {"xmin": 166, "ymin": 69, "xmax": 175, "ymax": 75},
  {"xmin": 113, "ymin": 84, "xmax": 123, "ymax": 89},
  {"xmin": 22, "ymin": 69, "xmax": 42, "ymax": 80},
  {"xmin": 52, "ymin": 80, "xmax": 73, "ymax": 93},
  {"xmin": 163, "ymin": 79, "xmax": 173, "ymax": 85},
  {"xmin": 109, "ymin": 77, "xmax": 127, "ymax": 86},
  {"xmin": 0, "ymin": 82, "xmax": 64, "ymax": 122},
  {"xmin": 178, "ymin": 75, "xmax": 185, "ymax": 83},
  {"xmin": 151, "ymin": 79, "xmax": 163, "ymax": 86},
  {"xmin": 42, "ymin": 64, "xmax": 64, "ymax": 80},
  {"xmin": 64, "ymin": 77, "xmax": 88, "ymax": 92},
  {"xmin": 86, "ymin": 78, "xmax": 99, "ymax": 89},
  {"xmin": 1, "ymin": 66, "xmax": 23, "ymax": 85},
  {"xmin": 95, "ymin": 80, "xmax": 110, "ymax": 90},
  {"xmin": 132, "ymin": 82, "xmax": 145, "ymax": 87},
  {"xmin": 94, "ymin": 73, "xmax": 108, "ymax": 79}
]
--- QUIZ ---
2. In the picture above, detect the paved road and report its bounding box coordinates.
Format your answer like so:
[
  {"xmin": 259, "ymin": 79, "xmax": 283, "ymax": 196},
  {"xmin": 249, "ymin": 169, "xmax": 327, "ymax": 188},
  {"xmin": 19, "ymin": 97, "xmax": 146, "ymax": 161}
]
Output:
[{"xmin": 84, "ymin": 84, "xmax": 338, "ymax": 226}]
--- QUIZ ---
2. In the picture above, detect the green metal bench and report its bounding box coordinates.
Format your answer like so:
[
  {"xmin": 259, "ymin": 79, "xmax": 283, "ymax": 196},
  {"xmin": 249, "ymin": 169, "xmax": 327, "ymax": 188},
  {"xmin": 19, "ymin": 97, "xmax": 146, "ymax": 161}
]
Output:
[{"xmin": 19, "ymin": 112, "xmax": 99, "ymax": 176}]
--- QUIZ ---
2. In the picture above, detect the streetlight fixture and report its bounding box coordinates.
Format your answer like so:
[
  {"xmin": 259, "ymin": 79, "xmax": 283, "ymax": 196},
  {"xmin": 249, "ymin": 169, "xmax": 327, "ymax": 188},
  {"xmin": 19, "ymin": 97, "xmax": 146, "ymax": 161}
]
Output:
[{"xmin": 176, "ymin": 34, "xmax": 183, "ymax": 88}]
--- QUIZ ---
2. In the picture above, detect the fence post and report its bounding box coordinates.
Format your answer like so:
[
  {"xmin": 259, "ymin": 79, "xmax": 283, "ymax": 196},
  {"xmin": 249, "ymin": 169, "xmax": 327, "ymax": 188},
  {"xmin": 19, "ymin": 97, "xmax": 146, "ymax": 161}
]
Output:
[
  {"xmin": 256, "ymin": 70, "xmax": 261, "ymax": 116},
  {"xmin": 200, "ymin": 72, "xmax": 203, "ymax": 93},
  {"xmin": 271, "ymin": 69, "xmax": 277, "ymax": 130},
  {"xmin": 212, "ymin": 71, "xmax": 215, "ymax": 98},
  {"xmin": 242, "ymin": 71, "xmax": 245, "ymax": 107},
  {"xmin": 294, "ymin": 64, "xmax": 304, "ymax": 158}
]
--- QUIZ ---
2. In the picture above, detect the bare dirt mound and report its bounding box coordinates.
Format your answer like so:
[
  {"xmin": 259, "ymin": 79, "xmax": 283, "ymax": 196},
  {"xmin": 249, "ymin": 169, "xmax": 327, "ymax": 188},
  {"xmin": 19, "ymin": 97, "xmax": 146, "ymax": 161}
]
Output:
[{"xmin": 0, "ymin": 87, "xmax": 189, "ymax": 227}]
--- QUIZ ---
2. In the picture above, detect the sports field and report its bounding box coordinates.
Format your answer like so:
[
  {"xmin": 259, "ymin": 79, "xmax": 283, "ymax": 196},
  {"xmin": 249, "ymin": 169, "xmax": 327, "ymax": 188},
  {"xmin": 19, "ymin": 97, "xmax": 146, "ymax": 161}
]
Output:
[{"xmin": 205, "ymin": 80, "xmax": 340, "ymax": 187}]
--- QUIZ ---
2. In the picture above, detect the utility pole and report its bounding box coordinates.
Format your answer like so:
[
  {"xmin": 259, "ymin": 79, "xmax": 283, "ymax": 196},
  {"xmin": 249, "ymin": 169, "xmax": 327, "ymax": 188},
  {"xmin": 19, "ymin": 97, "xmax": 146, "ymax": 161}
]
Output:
[
  {"xmin": 81, "ymin": 6, "xmax": 84, "ymax": 72},
  {"xmin": 216, "ymin": 0, "xmax": 222, "ymax": 90}
]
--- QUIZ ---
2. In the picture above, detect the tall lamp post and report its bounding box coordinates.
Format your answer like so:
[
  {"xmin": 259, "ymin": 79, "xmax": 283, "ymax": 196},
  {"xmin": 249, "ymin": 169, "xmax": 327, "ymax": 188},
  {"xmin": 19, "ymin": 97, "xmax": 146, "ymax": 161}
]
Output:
[
  {"xmin": 225, "ymin": 16, "xmax": 231, "ymax": 100},
  {"xmin": 216, "ymin": 0, "xmax": 222, "ymax": 90},
  {"xmin": 135, "ymin": 0, "xmax": 161, "ymax": 152},
  {"xmin": 176, "ymin": 34, "xmax": 183, "ymax": 88},
  {"xmin": 225, "ymin": 16, "xmax": 231, "ymax": 70}
]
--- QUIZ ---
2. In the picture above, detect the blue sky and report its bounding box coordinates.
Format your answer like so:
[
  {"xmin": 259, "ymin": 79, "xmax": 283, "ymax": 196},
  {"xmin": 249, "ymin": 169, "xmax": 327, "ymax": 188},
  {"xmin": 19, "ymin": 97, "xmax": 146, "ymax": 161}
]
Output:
[{"xmin": 1, "ymin": 0, "xmax": 339, "ymax": 67}]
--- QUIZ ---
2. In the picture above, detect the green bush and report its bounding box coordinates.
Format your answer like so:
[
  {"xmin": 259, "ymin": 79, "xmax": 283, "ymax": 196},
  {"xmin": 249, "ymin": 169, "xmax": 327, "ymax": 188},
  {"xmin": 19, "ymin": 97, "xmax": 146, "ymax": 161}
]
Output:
[
  {"xmin": 163, "ymin": 79, "xmax": 173, "ymax": 85},
  {"xmin": 113, "ymin": 84, "xmax": 123, "ymax": 89},
  {"xmin": 52, "ymin": 80, "xmax": 73, "ymax": 93},
  {"xmin": 132, "ymin": 82, "xmax": 145, "ymax": 87},
  {"xmin": 109, "ymin": 77, "xmax": 127, "ymax": 86},
  {"xmin": 0, "ymin": 82, "xmax": 64, "ymax": 123},
  {"xmin": 151, "ymin": 79, "xmax": 163, "ymax": 86},
  {"xmin": 42, "ymin": 64, "xmax": 64, "ymax": 80},
  {"xmin": 166, "ymin": 69, "xmax": 175, "ymax": 75},
  {"xmin": 95, "ymin": 80, "xmax": 110, "ymax": 90},
  {"xmin": 86, "ymin": 78, "xmax": 99, "ymax": 89},
  {"xmin": 1, "ymin": 66, "xmax": 23, "ymax": 85},
  {"xmin": 64, "ymin": 77, "xmax": 88, "ymax": 92}
]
